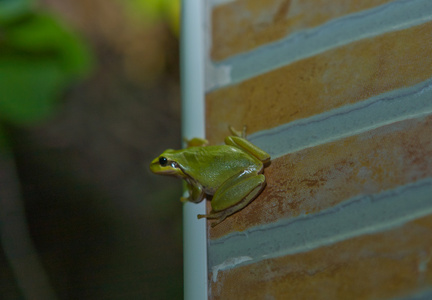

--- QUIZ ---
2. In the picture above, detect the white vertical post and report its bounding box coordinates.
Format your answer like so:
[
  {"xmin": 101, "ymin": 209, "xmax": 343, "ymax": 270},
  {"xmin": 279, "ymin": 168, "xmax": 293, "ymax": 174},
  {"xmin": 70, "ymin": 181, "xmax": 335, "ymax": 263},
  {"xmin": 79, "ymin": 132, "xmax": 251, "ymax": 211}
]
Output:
[{"xmin": 180, "ymin": 0, "xmax": 208, "ymax": 299}]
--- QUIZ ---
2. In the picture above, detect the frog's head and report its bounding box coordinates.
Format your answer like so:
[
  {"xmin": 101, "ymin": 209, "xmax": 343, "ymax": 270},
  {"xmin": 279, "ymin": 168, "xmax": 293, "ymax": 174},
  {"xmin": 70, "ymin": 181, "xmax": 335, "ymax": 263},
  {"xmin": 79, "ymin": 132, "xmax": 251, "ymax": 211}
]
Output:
[{"xmin": 150, "ymin": 149, "xmax": 185, "ymax": 178}]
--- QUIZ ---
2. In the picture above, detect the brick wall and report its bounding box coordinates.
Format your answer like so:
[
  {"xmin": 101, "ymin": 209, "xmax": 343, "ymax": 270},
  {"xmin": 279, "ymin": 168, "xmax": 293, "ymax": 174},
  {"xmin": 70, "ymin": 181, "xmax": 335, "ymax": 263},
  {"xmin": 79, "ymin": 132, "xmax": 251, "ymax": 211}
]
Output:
[{"xmin": 203, "ymin": 0, "xmax": 432, "ymax": 299}]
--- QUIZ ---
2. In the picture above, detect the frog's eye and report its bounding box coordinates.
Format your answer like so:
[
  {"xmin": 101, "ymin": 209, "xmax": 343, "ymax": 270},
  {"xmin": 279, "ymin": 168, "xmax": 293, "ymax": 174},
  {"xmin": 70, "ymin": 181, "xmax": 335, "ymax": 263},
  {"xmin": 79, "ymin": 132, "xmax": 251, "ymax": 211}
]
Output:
[{"xmin": 159, "ymin": 157, "xmax": 168, "ymax": 166}]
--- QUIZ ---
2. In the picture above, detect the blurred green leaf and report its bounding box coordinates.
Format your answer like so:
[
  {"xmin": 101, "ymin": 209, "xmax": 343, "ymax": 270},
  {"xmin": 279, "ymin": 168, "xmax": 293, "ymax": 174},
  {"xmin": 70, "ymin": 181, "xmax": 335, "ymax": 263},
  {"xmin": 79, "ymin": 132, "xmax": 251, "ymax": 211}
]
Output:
[
  {"xmin": 0, "ymin": 11, "xmax": 93, "ymax": 125},
  {"xmin": 0, "ymin": 56, "xmax": 65, "ymax": 124},
  {"xmin": 0, "ymin": 0, "xmax": 34, "ymax": 25},
  {"xmin": 5, "ymin": 13, "xmax": 92, "ymax": 76}
]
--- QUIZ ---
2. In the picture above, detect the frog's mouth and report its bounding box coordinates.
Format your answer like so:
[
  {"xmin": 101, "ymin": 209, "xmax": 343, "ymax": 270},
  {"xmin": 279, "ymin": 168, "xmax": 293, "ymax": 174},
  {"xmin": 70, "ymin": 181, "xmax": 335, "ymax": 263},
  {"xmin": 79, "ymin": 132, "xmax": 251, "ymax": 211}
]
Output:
[{"xmin": 149, "ymin": 160, "xmax": 184, "ymax": 177}]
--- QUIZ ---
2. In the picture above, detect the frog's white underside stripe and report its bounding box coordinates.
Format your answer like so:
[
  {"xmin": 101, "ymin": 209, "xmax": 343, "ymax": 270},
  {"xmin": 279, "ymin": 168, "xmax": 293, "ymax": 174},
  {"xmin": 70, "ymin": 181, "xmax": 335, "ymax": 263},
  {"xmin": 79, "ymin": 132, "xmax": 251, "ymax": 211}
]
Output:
[
  {"xmin": 205, "ymin": 0, "xmax": 432, "ymax": 91},
  {"xmin": 209, "ymin": 177, "xmax": 432, "ymax": 281}
]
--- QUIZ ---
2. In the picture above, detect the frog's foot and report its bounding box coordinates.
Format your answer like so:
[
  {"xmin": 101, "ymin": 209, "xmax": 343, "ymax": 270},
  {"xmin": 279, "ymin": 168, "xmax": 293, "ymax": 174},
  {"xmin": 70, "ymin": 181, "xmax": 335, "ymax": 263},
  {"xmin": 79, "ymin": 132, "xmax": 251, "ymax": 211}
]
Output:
[
  {"xmin": 197, "ymin": 211, "xmax": 223, "ymax": 220},
  {"xmin": 228, "ymin": 125, "xmax": 247, "ymax": 138},
  {"xmin": 197, "ymin": 184, "xmax": 264, "ymax": 227},
  {"xmin": 197, "ymin": 199, "xmax": 249, "ymax": 228},
  {"xmin": 197, "ymin": 210, "xmax": 230, "ymax": 228}
]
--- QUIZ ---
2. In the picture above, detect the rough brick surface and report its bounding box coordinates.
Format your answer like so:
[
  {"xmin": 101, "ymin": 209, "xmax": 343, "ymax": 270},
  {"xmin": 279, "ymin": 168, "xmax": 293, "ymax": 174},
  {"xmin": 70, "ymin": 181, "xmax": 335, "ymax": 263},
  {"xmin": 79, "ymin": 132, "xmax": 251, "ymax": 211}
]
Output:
[{"xmin": 211, "ymin": 0, "xmax": 393, "ymax": 61}]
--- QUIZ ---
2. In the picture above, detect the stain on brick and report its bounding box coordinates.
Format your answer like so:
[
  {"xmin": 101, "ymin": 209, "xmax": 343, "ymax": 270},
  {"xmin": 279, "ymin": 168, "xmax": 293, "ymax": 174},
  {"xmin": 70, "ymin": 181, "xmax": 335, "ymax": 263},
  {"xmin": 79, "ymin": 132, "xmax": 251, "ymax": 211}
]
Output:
[
  {"xmin": 211, "ymin": 0, "xmax": 394, "ymax": 61},
  {"xmin": 209, "ymin": 214, "xmax": 432, "ymax": 299}
]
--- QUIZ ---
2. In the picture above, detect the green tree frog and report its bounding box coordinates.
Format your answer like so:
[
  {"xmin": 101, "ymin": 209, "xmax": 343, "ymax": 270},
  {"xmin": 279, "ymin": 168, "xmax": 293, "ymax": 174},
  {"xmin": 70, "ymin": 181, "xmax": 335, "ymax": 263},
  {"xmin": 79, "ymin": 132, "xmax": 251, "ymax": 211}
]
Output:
[{"xmin": 150, "ymin": 126, "xmax": 270, "ymax": 227}]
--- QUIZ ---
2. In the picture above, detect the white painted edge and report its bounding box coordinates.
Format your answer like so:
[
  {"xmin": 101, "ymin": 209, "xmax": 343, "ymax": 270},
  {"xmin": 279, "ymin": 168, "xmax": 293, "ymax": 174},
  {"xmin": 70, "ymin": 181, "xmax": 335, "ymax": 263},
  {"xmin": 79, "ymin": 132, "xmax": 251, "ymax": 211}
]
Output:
[
  {"xmin": 211, "ymin": 256, "xmax": 252, "ymax": 283},
  {"xmin": 181, "ymin": 1, "xmax": 208, "ymax": 299}
]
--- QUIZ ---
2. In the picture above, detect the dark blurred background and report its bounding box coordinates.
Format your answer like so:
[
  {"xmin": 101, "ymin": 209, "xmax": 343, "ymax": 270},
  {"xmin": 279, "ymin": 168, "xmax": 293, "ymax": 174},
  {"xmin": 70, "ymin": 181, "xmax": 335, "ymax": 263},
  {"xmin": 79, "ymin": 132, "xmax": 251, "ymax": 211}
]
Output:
[{"xmin": 0, "ymin": 0, "xmax": 183, "ymax": 298}]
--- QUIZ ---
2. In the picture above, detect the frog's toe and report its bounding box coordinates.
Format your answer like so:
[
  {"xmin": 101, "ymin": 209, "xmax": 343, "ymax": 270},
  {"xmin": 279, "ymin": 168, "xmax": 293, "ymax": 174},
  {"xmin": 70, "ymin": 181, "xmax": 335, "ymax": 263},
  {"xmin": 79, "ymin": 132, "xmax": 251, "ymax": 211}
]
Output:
[
  {"xmin": 197, "ymin": 210, "xmax": 230, "ymax": 227},
  {"xmin": 197, "ymin": 210, "xmax": 225, "ymax": 220}
]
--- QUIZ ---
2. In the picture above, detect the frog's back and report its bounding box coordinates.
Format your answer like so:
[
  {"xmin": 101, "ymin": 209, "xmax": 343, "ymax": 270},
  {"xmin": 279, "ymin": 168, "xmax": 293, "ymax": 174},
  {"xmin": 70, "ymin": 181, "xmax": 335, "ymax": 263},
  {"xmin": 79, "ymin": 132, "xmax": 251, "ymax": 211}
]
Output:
[{"xmin": 176, "ymin": 145, "xmax": 262, "ymax": 193}]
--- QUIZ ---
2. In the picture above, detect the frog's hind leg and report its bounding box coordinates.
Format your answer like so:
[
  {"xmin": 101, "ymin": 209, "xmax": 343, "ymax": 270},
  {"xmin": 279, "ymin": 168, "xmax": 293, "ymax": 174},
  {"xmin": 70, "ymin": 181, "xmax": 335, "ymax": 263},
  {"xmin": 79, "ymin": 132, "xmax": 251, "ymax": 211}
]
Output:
[
  {"xmin": 225, "ymin": 135, "xmax": 270, "ymax": 164},
  {"xmin": 197, "ymin": 173, "xmax": 266, "ymax": 227},
  {"xmin": 197, "ymin": 193, "xmax": 256, "ymax": 228}
]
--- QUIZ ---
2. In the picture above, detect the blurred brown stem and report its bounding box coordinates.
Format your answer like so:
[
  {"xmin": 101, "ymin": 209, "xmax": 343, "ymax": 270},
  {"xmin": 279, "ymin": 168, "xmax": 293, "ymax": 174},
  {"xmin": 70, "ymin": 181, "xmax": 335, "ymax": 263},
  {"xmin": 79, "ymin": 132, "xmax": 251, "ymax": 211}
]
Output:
[{"xmin": 0, "ymin": 151, "xmax": 57, "ymax": 299}]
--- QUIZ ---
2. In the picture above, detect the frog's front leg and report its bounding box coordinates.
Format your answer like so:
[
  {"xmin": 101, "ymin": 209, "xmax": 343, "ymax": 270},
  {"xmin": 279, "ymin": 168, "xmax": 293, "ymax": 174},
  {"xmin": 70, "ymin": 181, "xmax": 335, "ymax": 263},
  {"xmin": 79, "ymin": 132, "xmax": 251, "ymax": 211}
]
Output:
[
  {"xmin": 181, "ymin": 181, "xmax": 205, "ymax": 203},
  {"xmin": 184, "ymin": 137, "xmax": 209, "ymax": 148},
  {"xmin": 197, "ymin": 171, "xmax": 266, "ymax": 227}
]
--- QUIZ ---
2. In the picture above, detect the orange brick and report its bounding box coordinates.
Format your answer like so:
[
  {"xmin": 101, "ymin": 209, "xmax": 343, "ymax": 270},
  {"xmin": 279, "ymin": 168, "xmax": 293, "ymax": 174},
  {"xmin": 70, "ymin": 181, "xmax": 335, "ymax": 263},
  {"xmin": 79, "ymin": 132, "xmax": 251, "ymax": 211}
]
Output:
[
  {"xmin": 211, "ymin": 0, "xmax": 393, "ymax": 61},
  {"xmin": 206, "ymin": 21, "xmax": 432, "ymax": 144},
  {"xmin": 208, "ymin": 114, "xmax": 432, "ymax": 239},
  {"xmin": 209, "ymin": 214, "xmax": 432, "ymax": 299}
]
